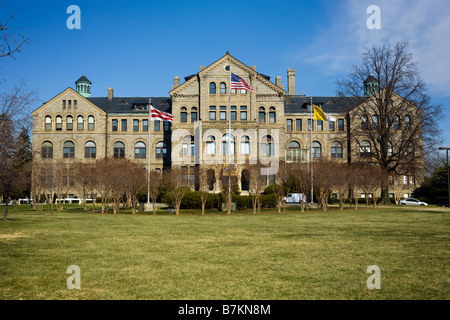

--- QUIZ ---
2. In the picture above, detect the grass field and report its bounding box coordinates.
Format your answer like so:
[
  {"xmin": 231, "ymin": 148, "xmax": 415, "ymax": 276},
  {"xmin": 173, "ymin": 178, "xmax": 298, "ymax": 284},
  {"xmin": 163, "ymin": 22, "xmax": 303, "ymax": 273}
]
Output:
[{"xmin": 0, "ymin": 204, "xmax": 449, "ymax": 300}]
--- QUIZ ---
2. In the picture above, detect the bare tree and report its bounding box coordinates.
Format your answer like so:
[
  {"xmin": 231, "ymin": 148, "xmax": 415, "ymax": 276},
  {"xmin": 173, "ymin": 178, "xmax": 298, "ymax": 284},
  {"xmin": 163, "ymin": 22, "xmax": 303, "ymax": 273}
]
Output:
[
  {"xmin": 165, "ymin": 167, "xmax": 187, "ymax": 215},
  {"xmin": 198, "ymin": 166, "xmax": 210, "ymax": 215},
  {"xmin": 148, "ymin": 170, "xmax": 162, "ymax": 215},
  {"xmin": 248, "ymin": 164, "xmax": 263, "ymax": 214},
  {"xmin": 313, "ymin": 159, "xmax": 334, "ymax": 211},
  {"xmin": 337, "ymin": 42, "xmax": 442, "ymax": 204},
  {"xmin": 125, "ymin": 163, "xmax": 146, "ymax": 214},
  {"xmin": 1, "ymin": 7, "xmax": 29, "ymax": 59},
  {"xmin": 329, "ymin": 163, "xmax": 351, "ymax": 211}
]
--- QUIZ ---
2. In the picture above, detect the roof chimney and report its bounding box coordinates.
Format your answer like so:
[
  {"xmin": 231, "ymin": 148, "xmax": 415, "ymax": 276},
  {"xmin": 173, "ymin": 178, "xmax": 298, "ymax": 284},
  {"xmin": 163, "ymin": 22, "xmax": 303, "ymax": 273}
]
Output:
[
  {"xmin": 287, "ymin": 69, "xmax": 295, "ymax": 96},
  {"xmin": 275, "ymin": 76, "xmax": 284, "ymax": 89},
  {"xmin": 108, "ymin": 87, "xmax": 113, "ymax": 100},
  {"xmin": 172, "ymin": 76, "xmax": 180, "ymax": 90}
]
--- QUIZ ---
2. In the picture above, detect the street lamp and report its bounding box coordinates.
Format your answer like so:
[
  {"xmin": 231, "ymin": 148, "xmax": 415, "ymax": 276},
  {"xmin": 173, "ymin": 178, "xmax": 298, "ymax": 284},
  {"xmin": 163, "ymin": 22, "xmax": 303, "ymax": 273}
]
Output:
[{"xmin": 438, "ymin": 147, "xmax": 450, "ymax": 207}]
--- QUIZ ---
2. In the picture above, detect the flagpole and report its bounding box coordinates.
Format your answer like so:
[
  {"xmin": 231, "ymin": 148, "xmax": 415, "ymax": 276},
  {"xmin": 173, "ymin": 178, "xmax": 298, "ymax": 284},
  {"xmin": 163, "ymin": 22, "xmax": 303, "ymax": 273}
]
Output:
[
  {"xmin": 147, "ymin": 98, "xmax": 151, "ymax": 204},
  {"xmin": 228, "ymin": 67, "xmax": 232, "ymax": 213},
  {"xmin": 310, "ymin": 97, "xmax": 313, "ymax": 204}
]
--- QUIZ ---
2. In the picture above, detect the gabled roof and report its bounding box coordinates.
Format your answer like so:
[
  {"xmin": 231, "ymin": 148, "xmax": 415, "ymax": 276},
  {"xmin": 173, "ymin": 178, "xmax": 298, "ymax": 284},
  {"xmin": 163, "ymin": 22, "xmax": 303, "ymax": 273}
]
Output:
[{"xmin": 87, "ymin": 96, "xmax": 172, "ymax": 114}]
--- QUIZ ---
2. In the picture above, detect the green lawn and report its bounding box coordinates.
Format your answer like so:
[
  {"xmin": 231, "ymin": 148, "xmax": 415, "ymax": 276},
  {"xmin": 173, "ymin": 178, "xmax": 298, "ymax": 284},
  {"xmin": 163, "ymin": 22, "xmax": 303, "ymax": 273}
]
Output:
[{"xmin": 0, "ymin": 204, "xmax": 449, "ymax": 300}]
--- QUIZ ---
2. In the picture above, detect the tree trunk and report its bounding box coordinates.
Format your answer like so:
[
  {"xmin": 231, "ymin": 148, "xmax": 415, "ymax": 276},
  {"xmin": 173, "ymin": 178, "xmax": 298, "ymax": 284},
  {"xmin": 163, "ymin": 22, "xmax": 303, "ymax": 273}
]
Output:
[
  {"xmin": 3, "ymin": 203, "xmax": 8, "ymax": 221},
  {"xmin": 380, "ymin": 182, "xmax": 390, "ymax": 205}
]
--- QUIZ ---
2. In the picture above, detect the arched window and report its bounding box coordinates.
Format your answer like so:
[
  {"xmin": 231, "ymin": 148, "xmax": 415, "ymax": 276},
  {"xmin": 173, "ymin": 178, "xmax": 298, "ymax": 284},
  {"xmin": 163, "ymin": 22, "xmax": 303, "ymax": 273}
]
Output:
[
  {"xmin": 241, "ymin": 135, "xmax": 250, "ymax": 154},
  {"xmin": 66, "ymin": 116, "xmax": 73, "ymax": 130},
  {"xmin": 41, "ymin": 141, "xmax": 53, "ymax": 159},
  {"xmin": 222, "ymin": 134, "xmax": 235, "ymax": 154},
  {"xmin": 331, "ymin": 141, "xmax": 343, "ymax": 159},
  {"xmin": 206, "ymin": 136, "xmax": 216, "ymax": 155},
  {"xmin": 77, "ymin": 115, "xmax": 84, "ymax": 131},
  {"xmin": 45, "ymin": 116, "xmax": 52, "ymax": 131},
  {"xmin": 180, "ymin": 107, "xmax": 187, "ymax": 123},
  {"xmin": 156, "ymin": 141, "xmax": 167, "ymax": 159},
  {"xmin": 393, "ymin": 115, "xmax": 400, "ymax": 130},
  {"xmin": 361, "ymin": 115, "xmax": 368, "ymax": 131},
  {"xmin": 88, "ymin": 115, "xmax": 95, "ymax": 131},
  {"xmin": 259, "ymin": 107, "xmax": 265, "ymax": 123},
  {"xmin": 269, "ymin": 107, "xmax": 276, "ymax": 123},
  {"xmin": 135, "ymin": 141, "xmax": 146, "ymax": 159},
  {"xmin": 220, "ymin": 82, "xmax": 226, "ymax": 94},
  {"xmin": 312, "ymin": 141, "xmax": 321, "ymax": 158},
  {"xmin": 404, "ymin": 115, "xmax": 411, "ymax": 130},
  {"xmin": 289, "ymin": 141, "xmax": 300, "ymax": 149},
  {"xmin": 113, "ymin": 141, "xmax": 125, "ymax": 158},
  {"xmin": 387, "ymin": 141, "xmax": 393, "ymax": 157},
  {"xmin": 209, "ymin": 82, "xmax": 216, "ymax": 94},
  {"xmin": 182, "ymin": 135, "xmax": 195, "ymax": 156},
  {"xmin": 85, "ymin": 141, "xmax": 96, "ymax": 159},
  {"xmin": 191, "ymin": 107, "xmax": 198, "ymax": 122},
  {"xmin": 56, "ymin": 116, "xmax": 62, "ymax": 130},
  {"xmin": 261, "ymin": 135, "xmax": 274, "ymax": 156},
  {"xmin": 360, "ymin": 140, "xmax": 371, "ymax": 158},
  {"xmin": 63, "ymin": 141, "xmax": 75, "ymax": 158},
  {"xmin": 372, "ymin": 114, "xmax": 379, "ymax": 127}
]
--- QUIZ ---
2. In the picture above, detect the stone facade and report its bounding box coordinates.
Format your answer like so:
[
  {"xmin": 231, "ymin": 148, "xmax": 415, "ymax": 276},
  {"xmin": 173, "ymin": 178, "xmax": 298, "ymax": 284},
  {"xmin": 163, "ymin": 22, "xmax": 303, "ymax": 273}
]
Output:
[{"xmin": 31, "ymin": 53, "xmax": 421, "ymax": 199}]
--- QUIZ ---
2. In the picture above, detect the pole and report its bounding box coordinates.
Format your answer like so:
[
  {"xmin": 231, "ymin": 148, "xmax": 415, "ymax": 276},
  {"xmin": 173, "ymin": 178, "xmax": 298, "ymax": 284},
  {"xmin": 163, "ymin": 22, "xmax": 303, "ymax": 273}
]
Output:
[
  {"xmin": 310, "ymin": 97, "xmax": 313, "ymax": 204},
  {"xmin": 147, "ymin": 98, "xmax": 151, "ymax": 204},
  {"xmin": 228, "ymin": 67, "xmax": 232, "ymax": 213}
]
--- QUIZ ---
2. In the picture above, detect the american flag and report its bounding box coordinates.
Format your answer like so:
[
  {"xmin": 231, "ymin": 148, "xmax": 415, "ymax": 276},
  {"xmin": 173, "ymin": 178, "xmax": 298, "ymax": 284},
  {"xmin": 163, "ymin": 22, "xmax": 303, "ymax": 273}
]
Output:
[
  {"xmin": 150, "ymin": 105, "xmax": 174, "ymax": 122},
  {"xmin": 230, "ymin": 73, "xmax": 254, "ymax": 92}
]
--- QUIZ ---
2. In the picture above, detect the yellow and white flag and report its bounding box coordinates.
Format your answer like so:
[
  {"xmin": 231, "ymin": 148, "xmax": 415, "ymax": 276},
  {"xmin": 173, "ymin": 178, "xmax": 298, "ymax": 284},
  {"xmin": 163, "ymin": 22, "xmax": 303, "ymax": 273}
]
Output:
[{"xmin": 313, "ymin": 104, "xmax": 336, "ymax": 122}]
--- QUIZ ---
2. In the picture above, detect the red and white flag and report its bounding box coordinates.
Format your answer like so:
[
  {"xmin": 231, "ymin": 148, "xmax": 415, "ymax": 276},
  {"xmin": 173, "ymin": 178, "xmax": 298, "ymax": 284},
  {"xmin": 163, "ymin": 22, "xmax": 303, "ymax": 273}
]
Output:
[
  {"xmin": 150, "ymin": 105, "xmax": 174, "ymax": 122},
  {"xmin": 230, "ymin": 73, "xmax": 254, "ymax": 92}
]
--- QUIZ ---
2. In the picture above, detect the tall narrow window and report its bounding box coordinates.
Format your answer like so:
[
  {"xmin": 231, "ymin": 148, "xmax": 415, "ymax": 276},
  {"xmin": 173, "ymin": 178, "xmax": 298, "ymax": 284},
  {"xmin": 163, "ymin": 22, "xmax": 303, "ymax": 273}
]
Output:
[
  {"xmin": 240, "ymin": 106, "xmax": 247, "ymax": 121},
  {"xmin": 88, "ymin": 116, "xmax": 95, "ymax": 131},
  {"xmin": 393, "ymin": 115, "xmax": 400, "ymax": 130},
  {"xmin": 56, "ymin": 116, "xmax": 62, "ymax": 130},
  {"xmin": 133, "ymin": 119, "xmax": 139, "ymax": 131},
  {"xmin": 77, "ymin": 115, "xmax": 84, "ymax": 131},
  {"xmin": 113, "ymin": 142, "xmax": 125, "ymax": 158},
  {"xmin": 154, "ymin": 120, "xmax": 160, "ymax": 131},
  {"xmin": 312, "ymin": 141, "xmax": 321, "ymax": 158},
  {"xmin": 163, "ymin": 121, "xmax": 169, "ymax": 132},
  {"xmin": 191, "ymin": 107, "xmax": 198, "ymax": 122},
  {"xmin": 62, "ymin": 100, "xmax": 66, "ymax": 109},
  {"xmin": 45, "ymin": 116, "xmax": 52, "ymax": 131},
  {"xmin": 404, "ymin": 115, "xmax": 411, "ymax": 130},
  {"xmin": 259, "ymin": 107, "xmax": 265, "ymax": 123},
  {"xmin": 329, "ymin": 120, "xmax": 335, "ymax": 131},
  {"xmin": 231, "ymin": 106, "xmax": 237, "ymax": 121},
  {"xmin": 209, "ymin": 106, "xmax": 216, "ymax": 120},
  {"xmin": 134, "ymin": 142, "xmax": 146, "ymax": 159},
  {"xmin": 206, "ymin": 136, "xmax": 216, "ymax": 155},
  {"xmin": 269, "ymin": 107, "xmax": 276, "ymax": 122},
  {"xmin": 331, "ymin": 141, "xmax": 343, "ymax": 159},
  {"xmin": 220, "ymin": 82, "xmax": 226, "ymax": 94},
  {"xmin": 361, "ymin": 115, "xmax": 368, "ymax": 131},
  {"xmin": 261, "ymin": 135, "xmax": 273, "ymax": 156},
  {"xmin": 286, "ymin": 119, "xmax": 293, "ymax": 131},
  {"xmin": 67, "ymin": 116, "xmax": 73, "ymax": 131},
  {"xmin": 308, "ymin": 119, "xmax": 313, "ymax": 131},
  {"xmin": 63, "ymin": 141, "xmax": 75, "ymax": 158},
  {"xmin": 41, "ymin": 141, "xmax": 53, "ymax": 159},
  {"xmin": 112, "ymin": 119, "xmax": 118, "ymax": 131},
  {"xmin": 85, "ymin": 141, "xmax": 96, "ymax": 159},
  {"xmin": 241, "ymin": 135, "xmax": 250, "ymax": 155},
  {"xmin": 180, "ymin": 107, "xmax": 187, "ymax": 123},
  {"xmin": 121, "ymin": 119, "xmax": 127, "ymax": 131},
  {"xmin": 220, "ymin": 106, "xmax": 226, "ymax": 121},
  {"xmin": 143, "ymin": 119, "xmax": 148, "ymax": 132},
  {"xmin": 296, "ymin": 119, "xmax": 302, "ymax": 131},
  {"xmin": 209, "ymin": 82, "xmax": 216, "ymax": 94},
  {"xmin": 156, "ymin": 141, "xmax": 167, "ymax": 158},
  {"xmin": 317, "ymin": 120, "xmax": 323, "ymax": 131},
  {"xmin": 338, "ymin": 119, "xmax": 344, "ymax": 131}
]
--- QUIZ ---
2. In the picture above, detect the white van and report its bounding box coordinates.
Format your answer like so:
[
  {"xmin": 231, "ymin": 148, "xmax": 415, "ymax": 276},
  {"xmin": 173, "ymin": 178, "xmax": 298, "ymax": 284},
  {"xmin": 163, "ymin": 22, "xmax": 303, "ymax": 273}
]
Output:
[{"xmin": 283, "ymin": 193, "xmax": 307, "ymax": 203}]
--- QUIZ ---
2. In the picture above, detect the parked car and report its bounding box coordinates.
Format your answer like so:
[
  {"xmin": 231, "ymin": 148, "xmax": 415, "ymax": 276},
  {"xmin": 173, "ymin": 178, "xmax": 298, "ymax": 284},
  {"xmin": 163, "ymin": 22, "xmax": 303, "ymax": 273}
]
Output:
[
  {"xmin": 282, "ymin": 193, "xmax": 307, "ymax": 204},
  {"xmin": 399, "ymin": 198, "xmax": 428, "ymax": 206},
  {"xmin": 436, "ymin": 197, "xmax": 449, "ymax": 207}
]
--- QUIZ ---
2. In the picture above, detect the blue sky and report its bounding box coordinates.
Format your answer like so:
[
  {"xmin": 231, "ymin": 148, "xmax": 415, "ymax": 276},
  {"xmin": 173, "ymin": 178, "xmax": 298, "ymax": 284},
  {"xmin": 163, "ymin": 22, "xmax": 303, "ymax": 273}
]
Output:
[{"xmin": 1, "ymin": 0, "xmax": 449, "ymax": 145}]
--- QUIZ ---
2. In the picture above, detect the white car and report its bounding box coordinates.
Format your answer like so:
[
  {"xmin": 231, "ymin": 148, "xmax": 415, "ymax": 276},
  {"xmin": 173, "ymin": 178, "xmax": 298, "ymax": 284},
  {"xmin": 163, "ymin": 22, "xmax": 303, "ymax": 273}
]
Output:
[{"xmin": 399, "ymin": 198, "xmax": 428, "ymax": 206}]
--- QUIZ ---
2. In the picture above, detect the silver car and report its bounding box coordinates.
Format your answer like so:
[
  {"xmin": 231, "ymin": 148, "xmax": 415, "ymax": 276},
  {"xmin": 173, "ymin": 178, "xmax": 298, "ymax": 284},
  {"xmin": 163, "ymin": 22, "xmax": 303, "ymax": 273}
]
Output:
[{"xmin": 399, "ymin": 198, "xmax": 428, "ymax": 206}]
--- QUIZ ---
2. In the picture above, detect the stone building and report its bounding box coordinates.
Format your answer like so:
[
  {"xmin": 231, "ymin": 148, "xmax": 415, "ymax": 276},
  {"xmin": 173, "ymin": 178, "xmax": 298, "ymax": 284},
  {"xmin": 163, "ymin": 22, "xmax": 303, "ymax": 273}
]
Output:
[{"xmin": 31, "ymin": 53, "xmax": 422, "ymax": 200}]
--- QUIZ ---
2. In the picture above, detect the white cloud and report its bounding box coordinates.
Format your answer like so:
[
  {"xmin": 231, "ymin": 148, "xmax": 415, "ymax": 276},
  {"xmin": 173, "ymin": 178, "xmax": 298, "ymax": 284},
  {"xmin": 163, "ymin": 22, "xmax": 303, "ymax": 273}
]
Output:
[{"xmin": 292, "ymin": 0, "xmax": 450, "ymax": 96}]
